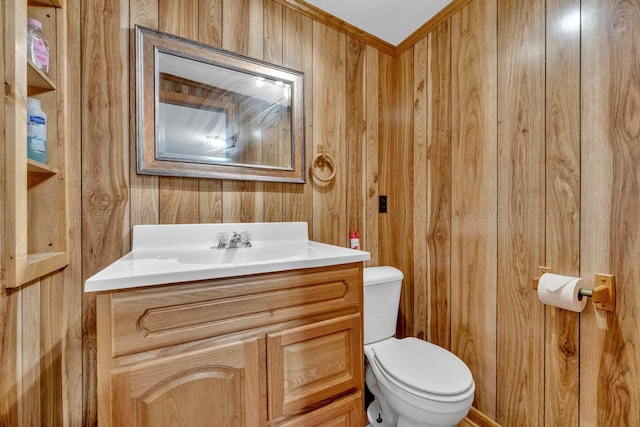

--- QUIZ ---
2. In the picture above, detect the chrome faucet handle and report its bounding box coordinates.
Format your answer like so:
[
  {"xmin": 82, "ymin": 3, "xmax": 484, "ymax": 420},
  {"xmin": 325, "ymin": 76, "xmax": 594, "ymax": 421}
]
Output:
[
  {"xmin": 216, "ymin": 232, "xmax": 229, "ymax": 249},
  {"xmin": 240, "ymin": 231, "xmax": 252, "ymax": 247}
]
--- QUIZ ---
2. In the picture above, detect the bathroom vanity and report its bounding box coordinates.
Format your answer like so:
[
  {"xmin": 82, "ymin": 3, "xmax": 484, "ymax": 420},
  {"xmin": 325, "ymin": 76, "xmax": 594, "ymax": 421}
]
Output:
[{"xmin": 85, "ymin": 223, "xmax": 370, "ymax": 426}]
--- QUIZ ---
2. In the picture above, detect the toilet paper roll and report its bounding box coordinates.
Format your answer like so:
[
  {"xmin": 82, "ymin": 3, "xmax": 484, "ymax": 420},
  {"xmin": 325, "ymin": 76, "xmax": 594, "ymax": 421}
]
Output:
[{"xmin": 537, "ymin": 273, "xmax": 587, "ymax": 312}]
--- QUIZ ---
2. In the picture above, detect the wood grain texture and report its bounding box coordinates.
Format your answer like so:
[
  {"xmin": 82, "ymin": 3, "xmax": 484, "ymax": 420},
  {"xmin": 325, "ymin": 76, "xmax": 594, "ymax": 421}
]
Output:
[
  {"xmin": 0, "ymin": 2, "xmax": 19, "ymax": 423},
  {"xmin": 40, "ymin": 276, "xmax": 62, "ymax": 426},
  {"xmin": 426, "ymin": 21, "xmax": 452, "ymax": 350},
  {"xmin": 580, "ymin": 0, "xmax": 640, "ymax": 425},
  {"xmin": 496, "ymin": 0, "xmax": 545, "ymax": 424},
  {"xmin": 311, "ymin": 23, "xmax": 346, "ymax": 245},
  {"xmin": 346, "ymin": 36, "xmax": 366, "ymax": 248},
  {"xmin": 81, "ymin": 0, "xmax": 130, "ymax": 424},
  {"xmin": 73, "ymin": 0, "xmax": 640, "ymax": 425},
  {"xmin": 364, "ymin": 45, "xmax": 379, "ymax": 266},
  {"xmin": 378, "ymin": 50, "xmax": 414, "ymax": 338},
  {"xmin": 196, "ymin": 0, "xmax": 224, "ymax": 224},
  {"xmin": 263, "ymin": 0, "xmax": 284, "ymax": 222},
  {"xmin": 397, "ymin": 0, "xmax": 473, "ymax": 55},
  {"xmin": 53, "ymin": 0, "xmax": 83, "ymax": 424},
  {"xmin": 451, "ymin": 0, "xmax": 497, "ymax": 416},
  {"xmin": 79, "ymin": 3, "xmax": 379, "ymax": 420},
  {"xmin": 22, "ymin": 283, "xmax": 40, "ymax": 426},
  {"xmin": 221, "ymin": 0, "xmax": 263, "ymax": 224},
  {"xmin": 129, "ymin": 0, "xmax": 160, "ymax": 228},
  {"xmin": 281, "ymin": 6, "xmax": 314, "ymax": 228},
  {"xmin": 157, "ymin": 0, "xmax": 200, "ymax": 225},
  {"xmin": 545, "ymin": 0, "xmax": 581, "ymax": 424},
  {"xmin": 413, "ymin": 37, "xmax": 429, "ymax": 342},
  {"xmin": 276, "ymin": 391, "xmax": 363, "ymax": 427}
]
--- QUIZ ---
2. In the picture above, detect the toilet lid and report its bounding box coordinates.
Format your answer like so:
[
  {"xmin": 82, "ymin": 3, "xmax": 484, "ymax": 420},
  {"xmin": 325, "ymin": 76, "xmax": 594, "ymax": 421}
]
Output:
[{"xmin": 373, "ymin": 338, "xmax": 473, "ymax": 396}]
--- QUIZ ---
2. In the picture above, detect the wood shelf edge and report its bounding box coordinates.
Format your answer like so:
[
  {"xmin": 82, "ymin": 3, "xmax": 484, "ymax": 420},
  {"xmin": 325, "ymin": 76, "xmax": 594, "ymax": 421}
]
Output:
[
  {"xmin": 4, "ymin": 252, "xmax": 69, "ymax": 288},
  {"xmin": 27, "ymin": 60, "xmax": 56, "ymax": 94},
  {"xmin": 28, "ymin": 0, "xmax": 62, "ymax": 8},
  {"xmin": 27, "ymin": 158, "xmax": 58, "ymax": 174}
]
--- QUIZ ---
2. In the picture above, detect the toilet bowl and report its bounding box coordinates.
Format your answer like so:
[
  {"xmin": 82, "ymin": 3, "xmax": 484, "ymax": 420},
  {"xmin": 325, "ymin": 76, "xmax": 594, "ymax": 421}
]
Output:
[{"xmin": 363, "ymin": 267, "xmax": 475, "ymax": 427}]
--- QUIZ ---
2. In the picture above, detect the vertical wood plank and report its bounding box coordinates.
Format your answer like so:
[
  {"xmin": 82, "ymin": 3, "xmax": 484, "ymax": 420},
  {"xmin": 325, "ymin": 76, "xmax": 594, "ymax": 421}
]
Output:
[
  {"xmin": 263, "ymin": 0, "xmax": 284, "ymax": 222},
  {"xmin": 0, "ymin": 1, "xmax": 20, "ymax": 424},
  {"xmin": 413, "ymin": 37, "xmax": 429, "ymax": 342},
  {"xmin": 158, "ymin": 0, "xmax": 197, "ymax": 39},
  {"xmin": 157, "ymin": 0, "xmax": 199, "ymax": 224},
  {"xmin": 62, "ymin": 0, "xmax": 84, "ymax": 423},
  {"xmin": 22, "ymin": 283, "xmax": 40, "ymax": 426},
  {"xmin": 311, "ymin": 23, "xmax": 346, "ymax": 244},
  {"xmin": 82, "ymin": 0, "xmax": 130, "ymax": 424},
  {"xmin": 40, "ymin": 275, "xmax": 61, "ymax": 426},
  {"xmin": 199, "ymin": 0, "xmax": 222, "ymax": 48},
  {"xmin": 0, "ymin": 289, "xmax": 20, "ymax": 426},
  {"xmin": 545, "ymin": 0, "xmax": 581, "ymax": 425},
  {"xmin": 378, "ymin": 53, "xmax": 394, "ymax": 265},
  {"xmin": 222, "ymin": 0, "xmax": 263, "ymax": 223},
  {"xmin": 364, "ymin": 45, "xmax": 379, "ymax": 266},
  {"xmin": 426, "ymin": 21, "xmax": 452, "ymax": 350},
  {"xmin": 198, "ymin": 0, "xmax": 223, "ymax": 223},
  {"xmin": 129, "ymin": 0, "xmax": 159, "ymax": 230},
  {"xmin": 400, "ymin": 50, "xmax": 415, "ymax": 338},
  {"xmin": 451, "ymin": 0, "xmax": 497, "ymax": 416},
  {"xmin": 496, "ymin": 0, "xmax": 545, "ymax": 424},
  {"xmin": 346, "ymin": 36, "xmax": 366, "ymax": 247},
  {"xmin": 581, "ymin": 0, "xmax": 640, "ymax": 425},
  {"xmin": 282, "ymin": 7, "xmax": 313, "ymax": 230},
  {"xmin": 379, "ymin": 49, "xmax": 414, "ymax": 337}
]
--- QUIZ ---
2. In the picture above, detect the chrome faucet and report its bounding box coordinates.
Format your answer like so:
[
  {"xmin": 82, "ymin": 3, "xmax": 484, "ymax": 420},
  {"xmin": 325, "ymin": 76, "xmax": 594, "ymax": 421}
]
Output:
[{"xmin": 216, "ymin": 231, "xmax": 252, "ymax": 249}]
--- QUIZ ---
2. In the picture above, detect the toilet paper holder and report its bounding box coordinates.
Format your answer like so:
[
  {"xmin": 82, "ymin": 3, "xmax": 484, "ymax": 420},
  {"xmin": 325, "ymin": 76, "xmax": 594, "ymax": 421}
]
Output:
[{"xmin": 532, "ymin": 266, "xmax": 616, "ymax": 312}]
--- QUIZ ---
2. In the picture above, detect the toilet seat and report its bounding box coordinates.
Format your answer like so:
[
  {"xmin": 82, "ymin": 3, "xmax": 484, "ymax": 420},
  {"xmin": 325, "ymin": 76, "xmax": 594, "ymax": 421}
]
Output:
[{"xmin": 369, "ymin": 338, "xmax": 474, "ymax": 400}]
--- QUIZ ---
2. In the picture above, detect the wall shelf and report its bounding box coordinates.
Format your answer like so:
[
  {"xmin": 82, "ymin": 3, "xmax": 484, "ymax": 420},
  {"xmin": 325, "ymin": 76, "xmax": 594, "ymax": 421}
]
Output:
[
  {"xmin": 3, "ymin": 0, "xmax": 69, "ymax": 288},
  {"xmin": 27, "ymin": 60, "xmax": 56, "ymax": 94},
  {"xmin": 29, "ymin": 0, "xmax": 62, "ymax": 8},
  {"xmin": 27, "ymin": 158, "xmax": 58, "ymax": 174}
]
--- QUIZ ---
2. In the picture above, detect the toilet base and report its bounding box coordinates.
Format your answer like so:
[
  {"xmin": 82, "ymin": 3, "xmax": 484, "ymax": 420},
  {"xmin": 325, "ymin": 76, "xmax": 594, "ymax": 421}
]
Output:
[{"xmin": 366, "ymin": 400, "xmax": 395, "ymax": 427}]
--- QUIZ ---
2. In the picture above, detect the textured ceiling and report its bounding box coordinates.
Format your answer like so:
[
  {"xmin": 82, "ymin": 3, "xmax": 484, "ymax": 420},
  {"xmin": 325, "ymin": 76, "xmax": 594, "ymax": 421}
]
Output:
[{"xmin": 304, "ymin": 0, "xmax": 453, "ymax": 46}]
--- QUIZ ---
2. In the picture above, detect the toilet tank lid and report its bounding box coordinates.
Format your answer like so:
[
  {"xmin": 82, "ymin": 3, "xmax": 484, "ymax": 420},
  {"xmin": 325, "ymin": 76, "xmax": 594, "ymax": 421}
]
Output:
[{"xmin": 364, "ymin": 266, "xmax": 403, "ymax": 286}]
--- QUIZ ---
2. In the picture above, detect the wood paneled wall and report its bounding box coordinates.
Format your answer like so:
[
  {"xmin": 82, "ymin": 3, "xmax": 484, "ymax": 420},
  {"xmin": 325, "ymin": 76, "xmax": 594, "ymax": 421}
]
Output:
[
  {"xmin": 80, "ymin": 0, "xmax": 383, "ymax": 424},
  {"xmin": 4, "ymin": 0, "xmax": 638, "ymax": 425},
  {"xmin": 0, "ymin": 0, "xmax": 83, "ymax": 425},
  {"xmin": 406, "ymin": 0, "xmax": 640, "ymax": 424}
]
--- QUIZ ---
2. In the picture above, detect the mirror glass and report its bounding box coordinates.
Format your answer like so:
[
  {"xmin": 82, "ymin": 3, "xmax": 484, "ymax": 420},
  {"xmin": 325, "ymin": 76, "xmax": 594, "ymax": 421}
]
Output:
[{"xmin": 136, "ymin": 26, "xmax": 305, "ymax": 183}]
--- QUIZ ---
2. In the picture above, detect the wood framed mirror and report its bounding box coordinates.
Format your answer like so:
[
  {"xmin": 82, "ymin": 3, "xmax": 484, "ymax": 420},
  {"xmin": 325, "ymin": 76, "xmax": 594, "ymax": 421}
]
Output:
[{"xmin": 135, "ymin": 25, "xmax": 305, "ymax": 183}]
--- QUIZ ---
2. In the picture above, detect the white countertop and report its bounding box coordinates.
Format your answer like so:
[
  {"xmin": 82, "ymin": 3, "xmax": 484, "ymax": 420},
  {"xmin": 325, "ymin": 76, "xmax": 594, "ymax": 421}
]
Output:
[{"xmin": 84, "ymin": 222, "xmax": 370, "ymax": 292}]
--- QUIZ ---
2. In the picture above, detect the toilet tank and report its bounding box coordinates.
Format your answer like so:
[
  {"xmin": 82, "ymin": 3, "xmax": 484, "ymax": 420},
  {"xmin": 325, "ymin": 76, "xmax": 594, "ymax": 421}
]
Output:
[{"xmin": 363, "ymin": 266, "xmax": 403, "ymax": 345}]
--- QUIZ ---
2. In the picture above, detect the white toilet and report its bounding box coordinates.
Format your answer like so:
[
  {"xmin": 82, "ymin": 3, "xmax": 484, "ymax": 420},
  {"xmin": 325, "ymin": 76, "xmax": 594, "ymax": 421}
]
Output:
[{"xmin": 363, "ymin": 266, "xmax": 475, "ymax": 427}]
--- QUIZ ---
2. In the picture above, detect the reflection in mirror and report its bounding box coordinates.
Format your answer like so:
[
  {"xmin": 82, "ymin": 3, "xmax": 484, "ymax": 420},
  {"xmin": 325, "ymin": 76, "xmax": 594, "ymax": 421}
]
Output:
[{"xmin": 136, "ymin": 26, "xmax": 305, "ymax": 183}]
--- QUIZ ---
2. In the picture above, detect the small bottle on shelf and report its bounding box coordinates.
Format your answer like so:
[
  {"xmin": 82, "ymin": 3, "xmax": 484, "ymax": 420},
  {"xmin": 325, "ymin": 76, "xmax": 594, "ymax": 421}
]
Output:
[
  {"xmin": 27, "ymin": 97, "xmax": 47, "ymax": 164},
  {"xmin": 27, "ymin": 18, "xmax": 50, "ymax": 76}
]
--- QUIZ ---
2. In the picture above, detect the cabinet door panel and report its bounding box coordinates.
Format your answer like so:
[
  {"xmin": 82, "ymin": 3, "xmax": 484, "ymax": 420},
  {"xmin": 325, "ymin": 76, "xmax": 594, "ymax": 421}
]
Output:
[
  {"xmin": 267, "ymin": 314, "xmax": 363, "ymax": 419},
  {"xmin": 274, "ymin": 392, "xmax": 363, "ymax": 427},
  {"xmin": 112, "ymin": 338, "xmax": 260, "ymax": 426}
]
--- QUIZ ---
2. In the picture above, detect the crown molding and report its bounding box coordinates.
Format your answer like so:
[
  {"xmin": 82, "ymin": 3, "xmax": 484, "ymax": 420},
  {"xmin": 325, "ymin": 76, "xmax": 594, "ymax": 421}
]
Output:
[
  {"xmin": 271, "ymin": 0, "xmax": 397, "ymax": 56},
  {"xmin": 395, "ymin": 0, "xmax": 473, "ymax": 55},
  {"xmin": 273, "ymin": 0, "xmax": 473, "ymax": 57}
]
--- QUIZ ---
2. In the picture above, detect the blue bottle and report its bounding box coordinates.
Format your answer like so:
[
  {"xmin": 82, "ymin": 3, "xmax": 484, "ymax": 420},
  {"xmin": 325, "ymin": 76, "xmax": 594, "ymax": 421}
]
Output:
[{"xmin": 27, "ymin": 97, "xmax": 47, "ymax": 163}]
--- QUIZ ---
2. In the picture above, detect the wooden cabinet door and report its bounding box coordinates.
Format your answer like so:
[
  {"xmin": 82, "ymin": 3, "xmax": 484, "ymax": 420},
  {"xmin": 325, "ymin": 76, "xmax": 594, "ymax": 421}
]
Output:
[
  {"xmin": 267, "ymin": 314, "xmax": 363, "ymax": 420},
  {"xmin": 110, "ymin": 338, "xmax": 260, "ymax": 426},
  {"xmin": 274, "ymin": 392, "xmax": 363, "ymax": 427}
]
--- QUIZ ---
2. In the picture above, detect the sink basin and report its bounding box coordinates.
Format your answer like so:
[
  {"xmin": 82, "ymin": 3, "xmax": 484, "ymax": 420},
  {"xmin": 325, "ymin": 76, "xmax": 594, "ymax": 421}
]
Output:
[
  {"xmin": 84, "ymin": 222, "xmax": 371, "ymax": 292},
  {"xmin": 177, "ymin": 244, "xmax": 310, "ymax": 265}
]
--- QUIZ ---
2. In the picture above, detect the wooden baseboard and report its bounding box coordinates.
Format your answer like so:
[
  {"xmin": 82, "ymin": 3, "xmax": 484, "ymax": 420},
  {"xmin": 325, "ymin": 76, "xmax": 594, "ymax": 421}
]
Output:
[{"xmin": 461, "ymin": 407, "xmax": 501, "ymax": 427}]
